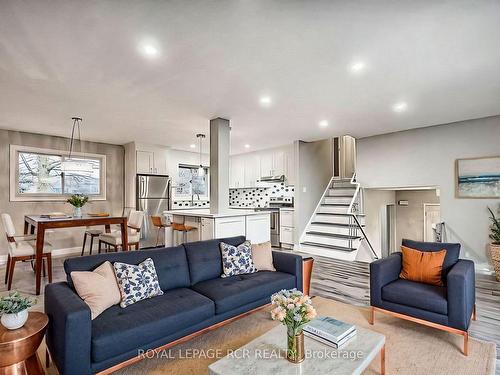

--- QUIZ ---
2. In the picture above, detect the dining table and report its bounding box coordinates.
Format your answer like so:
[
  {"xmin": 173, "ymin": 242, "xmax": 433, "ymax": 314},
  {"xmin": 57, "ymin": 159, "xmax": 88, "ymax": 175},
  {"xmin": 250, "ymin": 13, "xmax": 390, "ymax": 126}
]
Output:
[{"xmin": 24, "ymin": 215, "xmax": 129, "ymax": 295}]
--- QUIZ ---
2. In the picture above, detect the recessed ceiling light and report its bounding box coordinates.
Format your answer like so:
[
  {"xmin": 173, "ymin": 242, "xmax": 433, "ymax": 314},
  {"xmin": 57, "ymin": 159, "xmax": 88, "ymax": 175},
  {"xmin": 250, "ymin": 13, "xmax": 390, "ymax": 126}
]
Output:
[
  {"xmin": 244, "ymin": 144, "xmax": 250, "ymax": 149},
  {"xmin": 189, "ymin": 144, "xmax": 196, "ymax": 149},
  {"xmin": 319, "ymin": 120, "xmax": 329, "ymax": 128},
  {"xmin": 138, "ymin": 39, "xmax": 160, "ymax": 58},
  {"xmin": 259, "ymin": 96, "xmax": 272, "ymax": 106},
  {"xmin": 392, "ymin": 102, "xmax": 408, "ymax": 113},
  {"xmin": 349, "ymin": 61, "xmax": 366, "ymax": 74}
]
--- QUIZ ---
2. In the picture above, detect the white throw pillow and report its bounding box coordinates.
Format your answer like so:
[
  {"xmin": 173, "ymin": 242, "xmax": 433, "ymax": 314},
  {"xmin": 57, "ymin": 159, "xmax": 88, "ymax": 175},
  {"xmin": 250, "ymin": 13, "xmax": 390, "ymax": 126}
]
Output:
[
  {"xmin": 113, "ymin": 258, "xmax": 163, "ymax": 308},
  {"xmin": 71, "ymin": 261, "xmax": 121, "ymax": 319},
  {"xmin": 220, "ymin": 241, "xmax": 257, "ymax": 278},
  {"xmin": 251, "ymin": 241, "xmax": 276, "ymax": 271}
]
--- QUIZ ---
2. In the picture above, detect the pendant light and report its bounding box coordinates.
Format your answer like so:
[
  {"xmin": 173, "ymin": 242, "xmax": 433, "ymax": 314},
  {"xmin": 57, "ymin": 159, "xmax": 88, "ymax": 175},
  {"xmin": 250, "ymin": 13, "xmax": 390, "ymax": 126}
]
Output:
[
  {"xmin": 196, "ymin": 133, "xmax": 206, "ymax": 177},
  {"xmin": 61, "ymin": 117, "xmax": 92, "ymax": 172}
]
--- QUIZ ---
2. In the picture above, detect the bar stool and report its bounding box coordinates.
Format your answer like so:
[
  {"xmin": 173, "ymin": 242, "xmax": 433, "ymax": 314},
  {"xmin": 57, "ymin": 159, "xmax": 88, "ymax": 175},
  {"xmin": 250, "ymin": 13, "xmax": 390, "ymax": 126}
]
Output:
[
  {"xmin": 151, "ymin": 216, "xmax": 168, "ymax": 247},
  {"xmin": 172, "ymin": 223, "xmax": 196, "ymax": 245}
]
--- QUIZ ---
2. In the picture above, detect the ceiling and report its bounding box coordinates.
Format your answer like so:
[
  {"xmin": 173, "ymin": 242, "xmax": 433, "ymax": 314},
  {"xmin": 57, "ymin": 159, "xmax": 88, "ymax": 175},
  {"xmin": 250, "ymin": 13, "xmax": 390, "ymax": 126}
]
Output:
[{"xmin": 1, "ymin": 0, "xmax": 500, "ymax": 154}]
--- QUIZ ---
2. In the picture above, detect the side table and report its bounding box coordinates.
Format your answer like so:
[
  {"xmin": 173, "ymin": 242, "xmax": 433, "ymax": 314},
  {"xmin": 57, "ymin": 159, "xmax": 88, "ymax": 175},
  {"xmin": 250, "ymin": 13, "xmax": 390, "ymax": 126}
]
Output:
[{"xmin": 0, "ymin": 311, "xmax": 48, "ymax": 374}]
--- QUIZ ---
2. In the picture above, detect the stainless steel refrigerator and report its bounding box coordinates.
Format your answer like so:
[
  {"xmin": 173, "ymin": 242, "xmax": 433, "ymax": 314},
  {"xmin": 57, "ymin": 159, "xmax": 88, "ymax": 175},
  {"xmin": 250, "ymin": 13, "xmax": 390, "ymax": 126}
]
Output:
[{"xmin": 136, "ymin": 174, "xmax": 171, "ymax": 247}]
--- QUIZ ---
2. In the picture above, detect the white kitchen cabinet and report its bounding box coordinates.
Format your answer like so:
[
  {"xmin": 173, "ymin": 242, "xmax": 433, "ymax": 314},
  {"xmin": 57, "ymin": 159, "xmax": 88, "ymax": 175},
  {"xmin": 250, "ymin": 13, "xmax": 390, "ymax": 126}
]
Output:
[
  {"xmin": 260, "ymin": 151, "xmax": 274, "ymax": 177},
  {"xmin": 260, "ymin": 149, "xmax": 285, "ymax": 177},
  {"xmin": 136, "ymin": 147, "xmax": 168, "ymax": 175},
  {"xmin": 280, "ymin": 208, "xmax": 295, "ymax": 249},
  {"xmin": 285, "ymin": 147, "xmax": 295, "ymax": 185},
  {"xmin": 136, "ymin": 150, "xmax": 154, "ymax": 174},
  {"xmin": 244, "ymin": 153, "xmax": 261, "ymax": 187},
  {"xmin": 214, "ymin": 216, "xmax": 246, "ymax": 238},
  {"xmin": 272, "ymin": 150, "xmax": 285, "ymax": 176},
  {"xmin": 230, "ymin": 155, "xmax": 245, "ymax": 188},
  {"xmin": 201, "ymin": 217, "xmax": 214, "ymax": 241},
  {"xmin": 154, "ymin": 149, "xmax": 168, "ymax": 175},
  {"xmin": 245, "ymin": 213, "xmax": 271, "ymax": 244},
  {"xmin": 280, "ymin": 226, "xmax": 294, "ymax": 245},
  {"xmin": 280, "ymin": 209, "xmax": 294, "ymax": 227}
]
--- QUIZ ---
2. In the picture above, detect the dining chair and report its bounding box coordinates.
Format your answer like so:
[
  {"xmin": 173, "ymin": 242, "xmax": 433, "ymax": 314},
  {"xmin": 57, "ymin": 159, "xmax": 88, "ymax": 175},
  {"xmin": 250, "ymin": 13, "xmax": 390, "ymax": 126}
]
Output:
[
  {"xmin": 151, "ymin": 216, "xmax": 169, "ymax": 247},
  {"xmin": 1, "ymin": 213, "xmax": 53, "ymax": 291},
  {"xmin": 80, "ymin": 207, "xmax": 135, "ymax": 256},
  {"xmin": 98, "ymin": 210, "xmax": 145, "ymax": 252}
]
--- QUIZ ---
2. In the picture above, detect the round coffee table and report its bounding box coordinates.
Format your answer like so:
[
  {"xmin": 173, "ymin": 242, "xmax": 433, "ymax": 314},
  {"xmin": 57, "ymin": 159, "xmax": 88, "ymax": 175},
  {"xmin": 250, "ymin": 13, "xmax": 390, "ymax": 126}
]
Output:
[{"xmin": 0, "ymin": 311, "xmax": 48, "ymax": 375}]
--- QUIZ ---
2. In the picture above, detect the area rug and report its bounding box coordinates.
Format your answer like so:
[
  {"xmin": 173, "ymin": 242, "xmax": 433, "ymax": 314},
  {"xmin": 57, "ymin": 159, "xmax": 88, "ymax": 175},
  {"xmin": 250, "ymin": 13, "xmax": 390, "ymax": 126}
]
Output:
[{"xmin": 41, "ymin": 296, "xmax": 496, "ymax": 374}]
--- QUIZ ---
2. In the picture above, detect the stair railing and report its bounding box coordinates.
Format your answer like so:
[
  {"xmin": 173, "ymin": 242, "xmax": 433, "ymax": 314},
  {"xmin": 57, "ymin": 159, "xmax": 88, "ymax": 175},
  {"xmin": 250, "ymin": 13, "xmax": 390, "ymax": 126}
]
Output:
[{"xmin": 347, "ymin": 173, "xmax": 379, "ymax": 260}]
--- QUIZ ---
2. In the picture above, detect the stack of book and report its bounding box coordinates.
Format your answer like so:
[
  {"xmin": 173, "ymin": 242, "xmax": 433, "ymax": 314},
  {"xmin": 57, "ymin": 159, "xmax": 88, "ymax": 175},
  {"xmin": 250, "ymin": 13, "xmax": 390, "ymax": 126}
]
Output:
[{"xmin": 304, "ymin": 316, "xmax": 357, "ymax": 349}]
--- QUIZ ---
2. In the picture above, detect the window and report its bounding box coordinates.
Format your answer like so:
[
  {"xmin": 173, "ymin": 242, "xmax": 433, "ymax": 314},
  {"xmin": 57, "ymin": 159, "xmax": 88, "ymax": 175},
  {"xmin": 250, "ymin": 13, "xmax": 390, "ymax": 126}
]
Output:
[
  {"xmin": 11, "ymin": 145, "xmax": 106, "ymax": 201},
  {"xmin": 176, "ymin": 165, "xmax": 209, "ymax": 197}
]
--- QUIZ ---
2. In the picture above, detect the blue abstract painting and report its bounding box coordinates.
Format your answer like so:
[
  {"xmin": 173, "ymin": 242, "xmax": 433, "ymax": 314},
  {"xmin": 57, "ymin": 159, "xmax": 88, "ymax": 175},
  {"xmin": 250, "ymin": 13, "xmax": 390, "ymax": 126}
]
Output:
[{"xmin": 457, "ymin": 157, "xmax": 500, "ymax": 198}]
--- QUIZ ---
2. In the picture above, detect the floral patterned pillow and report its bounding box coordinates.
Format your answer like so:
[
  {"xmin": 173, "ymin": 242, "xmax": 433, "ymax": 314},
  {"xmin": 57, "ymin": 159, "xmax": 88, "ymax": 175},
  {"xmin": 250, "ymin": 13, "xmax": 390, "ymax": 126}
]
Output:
[
  {"xmin": 220, "ymin": 241, "xmax": 257, "ymax": 278},
  {"xmin": 113, "ymin": 258, "xmax": 163, "ymax": 308}
]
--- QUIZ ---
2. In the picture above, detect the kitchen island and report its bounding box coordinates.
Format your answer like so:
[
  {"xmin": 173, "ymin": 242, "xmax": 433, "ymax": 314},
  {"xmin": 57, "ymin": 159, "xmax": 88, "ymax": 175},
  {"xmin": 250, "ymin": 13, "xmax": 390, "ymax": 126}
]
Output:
[{"xmin": 163, "ymin": 209, "xmax": 271, "ymax": 245}]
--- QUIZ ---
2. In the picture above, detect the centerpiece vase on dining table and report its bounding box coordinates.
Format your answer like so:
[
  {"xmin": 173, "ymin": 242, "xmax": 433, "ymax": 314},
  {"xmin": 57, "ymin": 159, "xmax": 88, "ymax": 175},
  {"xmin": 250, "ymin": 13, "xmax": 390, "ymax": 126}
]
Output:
[
  {"xmin": 270, "ymin": 289, "xmax": 316, "ymax": 364},
  {"xmin": 66, "ymin": 194, "xmax": 89, "ymax": 218}
]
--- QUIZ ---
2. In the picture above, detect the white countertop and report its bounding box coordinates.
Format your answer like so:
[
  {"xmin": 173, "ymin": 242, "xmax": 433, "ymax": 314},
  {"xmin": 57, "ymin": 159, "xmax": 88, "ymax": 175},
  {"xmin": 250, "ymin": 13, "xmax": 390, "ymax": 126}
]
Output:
[{"xmin": 163, "ymin": 209, "xmax": 271, "ymax": 218}]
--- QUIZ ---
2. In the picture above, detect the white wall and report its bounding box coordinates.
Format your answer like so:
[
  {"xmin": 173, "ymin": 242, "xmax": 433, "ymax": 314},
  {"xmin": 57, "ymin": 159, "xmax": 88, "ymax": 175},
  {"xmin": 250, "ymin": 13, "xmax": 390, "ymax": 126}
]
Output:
[
  {"xmin": 357, "ymin": 115, "xmax": 500, "ymax": 272},
  {"xmin": 395, "ymin": 189, "xmax": 440, "ymax": 246},
  {"xmin": 295, "ymin": 139, "xmax": 333, "ymax": 243},
  {"xmin": 359, "ymin": 189, "xmax": 396, "ymax": 261}
]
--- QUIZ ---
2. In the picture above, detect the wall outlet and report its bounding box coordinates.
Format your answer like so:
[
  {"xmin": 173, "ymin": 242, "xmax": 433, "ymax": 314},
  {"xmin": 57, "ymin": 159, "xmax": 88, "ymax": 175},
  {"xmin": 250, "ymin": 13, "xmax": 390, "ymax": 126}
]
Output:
[{"xmin": 302, "ymin": 186, "xmax": 307, "ymax": 193}]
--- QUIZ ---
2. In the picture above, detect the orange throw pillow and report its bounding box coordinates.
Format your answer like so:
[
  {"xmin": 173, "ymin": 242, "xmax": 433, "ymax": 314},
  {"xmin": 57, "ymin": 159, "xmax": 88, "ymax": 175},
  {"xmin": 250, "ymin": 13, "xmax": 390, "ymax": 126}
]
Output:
[{"xmin": 399, "ymin": 246, "xmax": 447, "ymax": 286}]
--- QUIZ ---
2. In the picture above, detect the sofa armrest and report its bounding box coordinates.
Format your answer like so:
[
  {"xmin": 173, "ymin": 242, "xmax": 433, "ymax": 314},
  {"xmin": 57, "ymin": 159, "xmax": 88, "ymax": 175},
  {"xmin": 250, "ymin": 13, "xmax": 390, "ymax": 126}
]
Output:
[
  {"xmin": 447, "ymin": 259, "xmax": 475, "ymax": 331},
  {"xmin": 45, "ymin": 282, "xmax": 93, "ymax": 375},
  {"xmin": 370, "ymin": 252, "xmax": 402, "ymax": 306},
  {"xmin": 272, "ymin": 251, "xmax": 303, "ymax": 291}
]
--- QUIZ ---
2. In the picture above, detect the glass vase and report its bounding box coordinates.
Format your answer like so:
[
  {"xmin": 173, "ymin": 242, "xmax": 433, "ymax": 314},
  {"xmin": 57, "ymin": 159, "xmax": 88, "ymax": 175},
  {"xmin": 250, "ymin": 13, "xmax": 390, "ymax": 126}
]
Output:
[
  {"xmin": 286, "ymin": 329, "xmax": 305, "ymax": 363},
  {"xmin": 73, "ymin": 207, "xmax": 82, "ymax": 217}
]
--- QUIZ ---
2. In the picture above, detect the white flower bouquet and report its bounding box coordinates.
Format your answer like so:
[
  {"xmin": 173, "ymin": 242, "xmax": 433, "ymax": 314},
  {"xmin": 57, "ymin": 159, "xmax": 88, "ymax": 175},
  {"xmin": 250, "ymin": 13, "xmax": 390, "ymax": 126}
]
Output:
[{"xmin": 270, "ymin": 288, "xmax": 317, "ymax": 363}]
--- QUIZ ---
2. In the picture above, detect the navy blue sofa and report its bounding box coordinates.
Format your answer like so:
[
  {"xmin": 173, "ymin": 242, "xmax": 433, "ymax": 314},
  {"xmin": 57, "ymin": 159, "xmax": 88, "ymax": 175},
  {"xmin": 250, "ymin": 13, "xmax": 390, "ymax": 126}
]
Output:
[
  {"xmin": 45, "ymin": 236, "xmax": 303, "ymax": 374},
  {"xmin": 370, "ymin": 239, "xmax": 476, "ymax": 354}
]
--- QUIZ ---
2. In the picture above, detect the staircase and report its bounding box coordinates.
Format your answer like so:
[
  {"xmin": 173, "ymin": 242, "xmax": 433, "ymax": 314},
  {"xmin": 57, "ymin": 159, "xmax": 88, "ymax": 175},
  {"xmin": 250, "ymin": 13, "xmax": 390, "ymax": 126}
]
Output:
[{"xmin": 300, "ymin": 175, "xmax": 376, "ymax": 261}]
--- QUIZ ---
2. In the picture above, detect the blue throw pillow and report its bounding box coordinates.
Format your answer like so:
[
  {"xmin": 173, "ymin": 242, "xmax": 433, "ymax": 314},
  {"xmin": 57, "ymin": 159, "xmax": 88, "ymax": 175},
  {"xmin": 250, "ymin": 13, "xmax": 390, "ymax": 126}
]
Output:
[
  {"xmin": 113, "ymin": 258, "xmax": 163, "ymax": 308},
  {"xmin": 220, "ymin": 240, "xmax": 257, "ymax": 278}
]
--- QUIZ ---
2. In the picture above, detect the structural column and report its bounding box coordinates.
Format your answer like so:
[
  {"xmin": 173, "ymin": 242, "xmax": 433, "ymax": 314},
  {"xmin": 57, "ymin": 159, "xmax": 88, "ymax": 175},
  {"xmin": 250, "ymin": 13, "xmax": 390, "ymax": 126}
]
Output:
[{"xmin": 210, "ymin": 117, "xmax": 230, "ymax": 213}]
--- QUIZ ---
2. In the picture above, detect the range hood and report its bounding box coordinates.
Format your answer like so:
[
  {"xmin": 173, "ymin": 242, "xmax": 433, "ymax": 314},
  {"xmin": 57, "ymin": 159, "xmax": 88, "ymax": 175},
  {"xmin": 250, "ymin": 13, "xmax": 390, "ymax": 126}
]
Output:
[{"xmin": 257, "ymin": 175, "xmax": 286, "ymax": 183}]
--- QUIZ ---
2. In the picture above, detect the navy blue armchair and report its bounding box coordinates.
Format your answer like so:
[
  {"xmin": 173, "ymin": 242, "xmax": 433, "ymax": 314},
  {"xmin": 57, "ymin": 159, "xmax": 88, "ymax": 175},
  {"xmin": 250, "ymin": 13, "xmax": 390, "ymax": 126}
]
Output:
[{"xmin": 369, "ymin": 239, "xmax": 476, "ymax": 355}]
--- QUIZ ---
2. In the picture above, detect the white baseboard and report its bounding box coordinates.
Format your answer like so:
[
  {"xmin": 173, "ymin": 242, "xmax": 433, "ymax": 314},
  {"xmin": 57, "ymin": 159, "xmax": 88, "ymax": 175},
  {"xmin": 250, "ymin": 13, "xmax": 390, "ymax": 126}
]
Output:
[{"xmin": 0, "ymin": 246, "xmax": 82, "ymax": 266}]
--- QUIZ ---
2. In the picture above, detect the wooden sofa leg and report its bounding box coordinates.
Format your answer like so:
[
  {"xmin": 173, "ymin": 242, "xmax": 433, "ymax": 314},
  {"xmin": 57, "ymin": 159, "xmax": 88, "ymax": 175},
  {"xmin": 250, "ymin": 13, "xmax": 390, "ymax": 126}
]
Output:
[
  {"xmin": 369, "ymin": 306, "xmax": 374, "ymax": 325},
  {"xmin": 302, "ymin": 257, "xmax": 314, "ymax": 296},
  {"xmin": 46, "ymin": 348, "xmax": 50, "ymax": 368},
  {"xmin": 472, "ymin": 304, "xmax": 477, "ymax": 321},
  {"xmin": 463, "ymin": 332, "xmax": 468, "ymax": 356}
]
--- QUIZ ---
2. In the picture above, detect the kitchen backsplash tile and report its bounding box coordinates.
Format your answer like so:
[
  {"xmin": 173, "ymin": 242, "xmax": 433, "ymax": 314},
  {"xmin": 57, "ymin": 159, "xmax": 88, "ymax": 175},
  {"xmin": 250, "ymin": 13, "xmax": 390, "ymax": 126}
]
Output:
[
  {"xmin": 229, "ymin": 184, "xmax": 294, "ymax": 208},
  {"xmin": 172, "ymin": 200, "xmax": 210, "ymax": 209}
]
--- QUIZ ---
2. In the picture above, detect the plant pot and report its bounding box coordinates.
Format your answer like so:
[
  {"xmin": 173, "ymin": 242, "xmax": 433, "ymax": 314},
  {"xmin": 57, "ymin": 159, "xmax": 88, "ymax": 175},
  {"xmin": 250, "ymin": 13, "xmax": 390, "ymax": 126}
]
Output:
[
  {"xmin": 1, "ymin": 309, "xmax": 29, "ymax": 330},
  {"xmin": 286, "ymin": 330, "xmax": 305, "ymax": 363},
  {"xmin": 490, "ymin": 243, "xmax": 500, "ymax": 282},
  {"xmin": 73, "ymin": 207, "xmax": 82, "ymax": 217}
]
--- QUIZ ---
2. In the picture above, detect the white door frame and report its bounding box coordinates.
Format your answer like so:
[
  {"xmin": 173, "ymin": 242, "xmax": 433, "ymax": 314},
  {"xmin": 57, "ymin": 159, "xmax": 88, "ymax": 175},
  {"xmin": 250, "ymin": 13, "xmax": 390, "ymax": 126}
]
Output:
[{"xmin": 423, "ymin": 203, "xmax": 441, "ymax": 241}]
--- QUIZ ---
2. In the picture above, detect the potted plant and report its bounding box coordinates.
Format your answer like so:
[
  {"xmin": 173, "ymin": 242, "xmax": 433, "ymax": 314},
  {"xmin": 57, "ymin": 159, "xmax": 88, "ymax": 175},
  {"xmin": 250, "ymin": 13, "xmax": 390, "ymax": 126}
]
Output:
[
  {"xmin": 67, "ymin": 194, "xmax": 89, "ymax": 217},
  {"xmin": 270, "ymin": 289, "xmax": 317, "ymax": 363},
  {"xmin": 0, "ymin": 291, "xmax": 36, "ymax": 330},
  {"xmin": 488, "ymin": 206, "xmax": 500, "ymax": 281}
]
